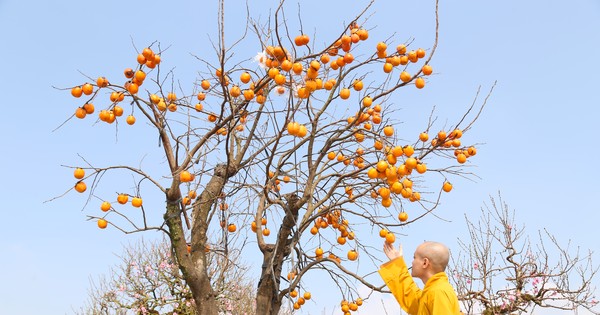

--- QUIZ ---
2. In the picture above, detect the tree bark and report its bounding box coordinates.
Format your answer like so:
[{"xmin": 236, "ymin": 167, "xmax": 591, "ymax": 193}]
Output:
[{"xmin": 255, "ymin": 194, "xmax": 300, "ymax": 315}]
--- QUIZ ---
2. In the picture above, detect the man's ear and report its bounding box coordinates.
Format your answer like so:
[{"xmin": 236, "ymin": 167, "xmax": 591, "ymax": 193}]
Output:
[{"xmin": 422, "ymin": 257, "xmax": 430, "ymax": 268}]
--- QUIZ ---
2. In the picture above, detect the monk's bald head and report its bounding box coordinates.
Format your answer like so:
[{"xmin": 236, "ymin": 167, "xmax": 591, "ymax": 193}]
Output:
[{"xmin": 416, "ymin": 241, "xmax": 450, "ymax": 272}]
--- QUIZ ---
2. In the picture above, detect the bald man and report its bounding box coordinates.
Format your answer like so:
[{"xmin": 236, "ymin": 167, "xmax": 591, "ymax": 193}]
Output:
[{"xmin": 378, "ymin": 241, "xmax": 462, "ymax": 315}]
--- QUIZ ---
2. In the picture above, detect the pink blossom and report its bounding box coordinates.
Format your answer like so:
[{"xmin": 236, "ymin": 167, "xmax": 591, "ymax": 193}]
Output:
[{"xmin": 159, "ymin": 260, "xmax": 168, "ymax": 270}]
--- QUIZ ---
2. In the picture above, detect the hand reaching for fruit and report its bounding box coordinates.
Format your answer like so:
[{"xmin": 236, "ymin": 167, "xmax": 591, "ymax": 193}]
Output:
[{"xmin": 383, "ymin": 241, "xmax": 403, "ymax": 260}]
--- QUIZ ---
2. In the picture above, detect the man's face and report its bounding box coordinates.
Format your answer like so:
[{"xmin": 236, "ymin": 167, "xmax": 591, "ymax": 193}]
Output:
[
  {"xmin": 411, "ymin": 246, "xmax": 429, "ymax": 280},
  {"xmin": 411, "ymin": 251, "xmax": 424, "ymax": 278}
]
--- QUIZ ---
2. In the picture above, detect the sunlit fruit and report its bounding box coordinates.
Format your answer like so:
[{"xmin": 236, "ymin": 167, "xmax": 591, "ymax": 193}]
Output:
[
  {"xmin": 82, "ymin": 83, "xmax": 93, "ymax": 95},
  {"xmin": 415, "ymin": 77, "xmax": 425, "ymax": 89},
  {"xmin": 383, "ymin": 125, "xmax": 394, "ymax": 137},
  {"xmin": 400, "ymin": 71, "xmax": 411, "ymax": 83},
  {"xmin": 97, "ymin": 219, "xmax": 108, "ymax": 229},
  {"xmin": 442, "ymin": 181, "xmax": 453, "ymax": 192},
  {"xmin": 347, "ymin": 249, "xmax": 358, "ymax": 261},
  {"xmin": 117, "ymin": 194, "xmax": 129, "ymax": 204},
  {"xmin": 422, "ymin": 64, "xmax": 433, "ymax": 75},
  {"xmin": 339, "ymin": 88, "xmax": 351, "ymax": 100},
  {"xmin": 126, "ymin": 115, "xmax": 136, "ymax": 125},
  {"xmin": 74, "ymin": 168, "xmax": 85, "ymax": 179},
  {"xmin": 227, "ymin": 223, "xmax": 237, "ymax": 233},
  {"xmin": 201, "ymin": 80, "xmax": 210, "ymax": 90},
  {"xmin": 180, "ymin": 170, "xmax": 194, "ymax": 182},
  {"xmin": 131, "ymin": 197, "xmax": 143, "ymax": 207},
  {"xmin": 379, "ymin": 229, "xmax": 388, "ymax": 238},
  {"xmin": 315, "ymin": 247, "xmax": 324, "ymax": 256},
  {"xmin": 398, "ymin": 212, "xmax": 408, "ymax": 222},
  {"xmin": 74, "ymin": 181, "xmax": 87, "ymax": 193},
  {"xmin": 385, "ymin": 232, "xmax": 396, "ymax": 243},
  {"xmin": 71, "ymin": 86, "xmax": 83, "ymax": 98},
  {"xmin": 100, "ymin": 201, "xmax": 111, "ymax": 212}
]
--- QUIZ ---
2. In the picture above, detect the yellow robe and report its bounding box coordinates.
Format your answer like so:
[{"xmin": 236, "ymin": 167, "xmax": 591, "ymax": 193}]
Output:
[{"xmin": 379, "ymin": 257, "xmax": 461, "ymax": 315}]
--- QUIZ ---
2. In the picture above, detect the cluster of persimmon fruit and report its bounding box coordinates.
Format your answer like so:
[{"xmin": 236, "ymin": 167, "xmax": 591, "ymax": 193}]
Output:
[
  {"xmin": 286, "ymin": 285, "xmax": 313, "ymax": 311},
  {"xmin": 307, "ymin": 209, "xmax": 360, "ymax": 261},
  {"xmin": 338, "ymin": 298, "xmax": 364, "ymax": 314},
  {"xmin": 71, "ymin": 167, "xmax": 146, "ymax": 229},
  {"xmin": 324, "ymin": 118, "xmax": 477, "ymax": 224},
  {"xmin": 69, "ymin": 47, "xmax": 161, "ymax": 127},
  {"xmin": 191, "ymin": 22, "xmax": 434, "ymax": 138}
]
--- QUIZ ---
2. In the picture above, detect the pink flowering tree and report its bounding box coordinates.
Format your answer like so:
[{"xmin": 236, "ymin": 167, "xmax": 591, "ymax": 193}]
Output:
[
  {"xmin": 75, "ymin": 238, "xmax": 271, "ymax": 315},
  {"xmin": 450, "ymin": 194, "xmax": 600, "ymax": 315}
]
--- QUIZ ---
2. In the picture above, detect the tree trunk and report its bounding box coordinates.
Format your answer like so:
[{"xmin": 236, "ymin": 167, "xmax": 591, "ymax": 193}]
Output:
[
  {"xmin": 256, "ymin": 245, "xmax": 284, "ymax": 315},
  {"xmin": 164, "ymin": 179, "xmax": 221, "ymax": 315},
  {"xmin": 255, "ymin": 194, "xmax": 300, "ymax": 315}
]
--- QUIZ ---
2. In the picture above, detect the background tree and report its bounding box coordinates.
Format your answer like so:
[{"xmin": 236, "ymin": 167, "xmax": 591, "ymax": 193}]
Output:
[
  {"xmin": 75, "ymin": 237, "xmax": 285, "ymax": 315},
  {"xmin": 450, "ymin": 194, "xmax": 600, "ymax": 315},
  {"xmin": 58, "ymin": 0, "xmax": 493, "ymax": 313}
]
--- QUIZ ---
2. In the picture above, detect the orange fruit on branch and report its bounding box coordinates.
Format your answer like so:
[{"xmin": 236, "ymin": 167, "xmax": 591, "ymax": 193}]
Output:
[
  {"xmin": 100, "ymin": 201, "xmax": 111, "ymax": 212},
  {"xmin": 200, "ymin": 79, "xmax": 210, "ymax": 90},
  {"xmin": 339, "ymin": 88, "xmax": 351, "ymax": 100},
  {"xmin": 83, "ymin": 103, "xmax": 94, "ymax": 114},
  {"xmin": 400, "ymin": 71, "xmax": 411, "ymax": 83},
  {"xmin": 398, "ymin": 212, "xmax": 408, "ymax": 222},
  {"xmin": 131, "ymin": 197, "xmax": 143, "ymax": 208},
  {"xmin": 124, "ymin": 68, "xmax": 134, "ymax": 79},
  {"xmin": 415, "ymin": 77, "xmax": 426, "ymax": 89},
  {"xmin": 73, "ymin": 168, "xmax": 85, "ymax": 179},
  {"xmin": 442, "ymin": 181, "xmax": 453, "ymax": 192},
  {"xmin": 379, "ymin": 229, "xmax": 389, "ymax": 238},
  {"xmin": 385, "ymin": 232, "xmax": 396, "ymax": 243},
  {"xmin": 180, "ymin": 170, "xmax": 194, "ymax": 182},
  {"xmin": 74, "ymin": 181, "xmax": 87, "ymax": 193},
  {"xmin": 422, "ymin": 64, "xmax": 433, "ymax": 75},
  {"xmin": 227, "ymin": 223, "xmax": 237, "ymax": 233},
  {"xmin": 126, "ymin": 115, "xmax": 136, "ymax": 125},
  {"xmin": 383, "ymin": 125, "xmax": 394, "ymax": 137},
  {"xmin": 294, "ymin": 34, "xmax": 310, "ymax": 46},
  {"xmin": 82, "ymin": 83, "xmax": 94, "ymax": 95},
  {"xmin": 347, "ymin": 249, "xmax": 358, "ymax": 261},
  {"xmin": 96, "ymin": 76, "xmax": 109, "ymax": 88},
  {"xmin": 240, "ymin": 72, "xmax": 251, "ymax": 83},
  {"xmin": 381, "ymin": 197, "xmax": 392, "ymax": 208},
  {"xmin": 117, "ymin": 194, "xmax": 129, "ymax": 204},
  {"xmin": 97, "ymin": 219, "xmax": 108, "ymax": 229},
  {"xmin": 383, "ymin": 62, "xmax": 393, "ymax": 73},
  {"xmin": 71, "ymin": 86, "xmax": 83, "ymax": 98},
  {"xmin": 315, "ymin": 247, "xmax": 324, "ymax": 256}
]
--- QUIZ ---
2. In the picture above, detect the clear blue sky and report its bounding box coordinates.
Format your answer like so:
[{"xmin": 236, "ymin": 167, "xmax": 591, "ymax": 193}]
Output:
[{"xmin": 1, "ymin": 0, "xmax": 599, "ymax": 314}]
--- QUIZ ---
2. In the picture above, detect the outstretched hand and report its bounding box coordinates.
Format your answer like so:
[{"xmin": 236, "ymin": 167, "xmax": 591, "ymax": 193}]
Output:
[{"xmin": 383, "ymin": 241, "xmax": 403, "ymax": 261}]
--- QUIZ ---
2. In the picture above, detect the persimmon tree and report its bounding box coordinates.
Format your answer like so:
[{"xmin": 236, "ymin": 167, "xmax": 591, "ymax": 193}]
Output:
[
  {"xmin": 450, "ymin": 195, "xmax": 600, "ymax": 315},
  {"xmin": 58, "ymin": 0, "xmax": 492, "ymax": 314},
  {"xmin": 75, "ymin": 237, "xmax": 281, "ymax": 315}
]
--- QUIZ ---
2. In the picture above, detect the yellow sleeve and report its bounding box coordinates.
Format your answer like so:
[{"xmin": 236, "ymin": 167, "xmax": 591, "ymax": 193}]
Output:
[{"xmin": 378, "ymin": 257, "xmax": 422, "ymax": 314}]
